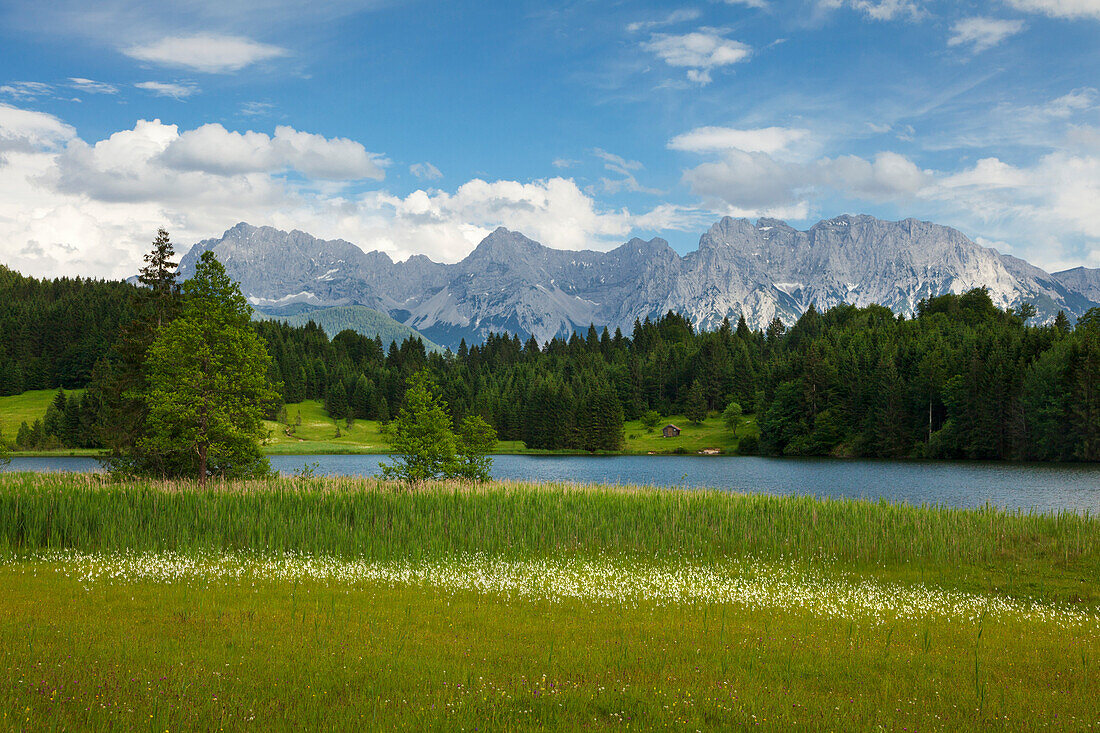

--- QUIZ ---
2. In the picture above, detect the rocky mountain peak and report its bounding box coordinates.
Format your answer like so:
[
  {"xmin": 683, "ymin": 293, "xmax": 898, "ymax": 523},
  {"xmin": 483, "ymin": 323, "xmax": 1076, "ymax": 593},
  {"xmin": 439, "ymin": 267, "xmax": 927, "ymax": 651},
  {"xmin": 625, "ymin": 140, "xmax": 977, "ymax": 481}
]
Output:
[{"xmin": 176, "ymin": 216, "xmax": 1100, "ymax": 348}]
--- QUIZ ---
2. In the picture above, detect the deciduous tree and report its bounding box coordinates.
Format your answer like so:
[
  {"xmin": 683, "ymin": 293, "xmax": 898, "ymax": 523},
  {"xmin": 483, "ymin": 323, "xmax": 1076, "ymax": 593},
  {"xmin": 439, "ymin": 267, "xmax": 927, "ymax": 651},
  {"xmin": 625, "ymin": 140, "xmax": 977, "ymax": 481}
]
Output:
[{"xmin": 138, "ymin": 251, "xmax": 277, "ymax": 485}]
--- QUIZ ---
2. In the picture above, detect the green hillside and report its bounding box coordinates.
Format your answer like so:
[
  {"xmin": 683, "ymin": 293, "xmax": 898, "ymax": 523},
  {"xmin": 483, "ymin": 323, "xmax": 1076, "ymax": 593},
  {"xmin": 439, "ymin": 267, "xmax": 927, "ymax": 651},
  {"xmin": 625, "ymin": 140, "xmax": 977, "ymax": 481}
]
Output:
[
  {"xmin": 254, "ymin": 305, "xmax": 442, "ymax": 352},
  {"xmin": 0, "ymin": 389, "xmax": 80, "ymax": 439}
]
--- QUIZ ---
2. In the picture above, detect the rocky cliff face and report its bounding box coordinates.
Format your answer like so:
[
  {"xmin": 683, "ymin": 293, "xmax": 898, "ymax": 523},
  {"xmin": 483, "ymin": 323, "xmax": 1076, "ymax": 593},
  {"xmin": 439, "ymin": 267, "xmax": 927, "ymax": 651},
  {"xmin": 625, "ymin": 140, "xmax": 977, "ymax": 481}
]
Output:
[
  {"xmin": 178, "ymin": 217, "xmax": 1100, "ymax": 348},
  {"xmin": 1051, "ymin": 266, "xmax": 1100, "ymax": 305}
]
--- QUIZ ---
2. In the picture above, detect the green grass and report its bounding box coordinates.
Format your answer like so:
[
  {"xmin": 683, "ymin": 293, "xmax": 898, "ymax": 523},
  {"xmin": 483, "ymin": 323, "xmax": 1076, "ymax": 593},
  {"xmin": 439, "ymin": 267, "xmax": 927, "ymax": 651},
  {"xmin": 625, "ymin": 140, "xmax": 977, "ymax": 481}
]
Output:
[
  {"xmin": 623, "ymin": 413, "xmax": 757, "ymax": 454},
  {"xmin": 266, "ymin": 402, "xmax": 758, "ymax": 455},
  {"xmin": 0, "ymin": 473, "xmax": 1096, "ymax": 602},
  {"xmin": 0, "ymin": 389, "xmax": 81, "ymax": 440},
  {"xmin": 3, "ymin": 392, "xmax": 756, "ymax": 456},
  {"xmin": 0, "ymin": 474, "xmax": 1096, "ymax": 729},
  {"xmin": 265, "ymin": 400, "xmax": 389, "ymax": 452},
  {"xmin": 2, "ymin": 568, "xmax": 1095, "ymax": 730}
]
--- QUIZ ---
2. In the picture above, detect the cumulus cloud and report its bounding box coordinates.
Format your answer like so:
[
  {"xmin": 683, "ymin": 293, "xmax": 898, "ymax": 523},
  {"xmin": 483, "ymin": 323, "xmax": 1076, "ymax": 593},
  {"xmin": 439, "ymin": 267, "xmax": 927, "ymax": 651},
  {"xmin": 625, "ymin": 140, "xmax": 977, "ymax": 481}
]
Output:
[
  {"xmin": 643, "ymin": 29, "xmax": 751, "ymax": 85},
  {"xmin": 668, "ymin": 126, "xmax": 809, "ymax": 154},
  {"xmin": 817, "ymin": 0, "xmax": 924, "ymax": 21},
  {"xmin": 409, "ymin": 162, "xmax": 442, "ymax": 180},
  {"xmin": 671, "ymin": 101, "xmax": 1100, "ymax": 270},
  {"xmin": 123, "ymin": 34, "xmax": 288, "ymax": 73},
  {"xmin": 1003, "ymin": 0, "xmax": 1100, "ymax": 19},
  {"xmin": 158, "ymin": 123, "xmax": 388, "ymax": 180},
  {"xmin": 948, "ymin": 17, "xmax": 1025, "ymax": 52},
  {"xmin": 135, "ymin": 81, "xmax": 199, "ymax": 99},
  {"xmin": 0, "ymin": 105, "xmax": 698, "ymax": 278},
  {"xmin": 0, "ymin": 104, "xmax": 76, "ymax": 152},
  {"xmin": 681, "ymin": 145, "xmax": 930, "ymax": 214}
]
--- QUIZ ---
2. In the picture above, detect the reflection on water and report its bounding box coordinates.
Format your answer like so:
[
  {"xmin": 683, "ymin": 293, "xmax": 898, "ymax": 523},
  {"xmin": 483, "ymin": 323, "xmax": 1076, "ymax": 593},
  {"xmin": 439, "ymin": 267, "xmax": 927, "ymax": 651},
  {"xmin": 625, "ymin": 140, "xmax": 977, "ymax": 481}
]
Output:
[{"xmin": 5, "ymin": 453, "xmax": 1099, "ymax": 514}]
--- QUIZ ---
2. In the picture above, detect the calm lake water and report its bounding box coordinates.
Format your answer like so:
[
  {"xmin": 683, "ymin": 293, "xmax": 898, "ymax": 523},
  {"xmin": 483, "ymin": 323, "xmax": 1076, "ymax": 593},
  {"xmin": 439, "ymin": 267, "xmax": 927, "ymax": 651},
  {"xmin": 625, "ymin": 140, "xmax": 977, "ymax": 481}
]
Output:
[{"xmin": 5, "ymin": 454, "xmax": 1100, "ymax": 514}]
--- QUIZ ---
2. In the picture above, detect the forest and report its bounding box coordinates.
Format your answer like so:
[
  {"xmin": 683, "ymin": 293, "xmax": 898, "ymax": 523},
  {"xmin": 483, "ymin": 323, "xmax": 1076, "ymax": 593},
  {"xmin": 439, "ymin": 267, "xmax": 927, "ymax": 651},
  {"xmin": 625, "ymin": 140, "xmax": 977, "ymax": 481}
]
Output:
[{"xmin": 3, "ymin": 261, "xmax": 1099, "ymax": 461}]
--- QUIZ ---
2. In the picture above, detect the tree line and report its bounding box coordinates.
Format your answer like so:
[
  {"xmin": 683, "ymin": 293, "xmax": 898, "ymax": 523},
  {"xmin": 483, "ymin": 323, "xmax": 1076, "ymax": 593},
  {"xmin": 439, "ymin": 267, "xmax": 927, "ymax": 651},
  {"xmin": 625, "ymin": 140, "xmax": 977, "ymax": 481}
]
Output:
[{"xmin": 4, "ymin": 235, "xmax": 1100, "ymax": 462}]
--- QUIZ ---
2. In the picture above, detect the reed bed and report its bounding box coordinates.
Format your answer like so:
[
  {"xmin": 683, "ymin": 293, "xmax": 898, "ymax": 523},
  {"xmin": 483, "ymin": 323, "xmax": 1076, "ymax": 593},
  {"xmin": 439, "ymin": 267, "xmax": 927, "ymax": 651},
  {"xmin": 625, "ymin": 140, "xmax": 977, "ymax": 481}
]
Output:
[
  {"xmin": 0, "ymin": 472, "xmax": 1096, "ymax": 596},
  {"xmin": 2, "ymin": 472, "xmax": 1098, "ymax": 729}
]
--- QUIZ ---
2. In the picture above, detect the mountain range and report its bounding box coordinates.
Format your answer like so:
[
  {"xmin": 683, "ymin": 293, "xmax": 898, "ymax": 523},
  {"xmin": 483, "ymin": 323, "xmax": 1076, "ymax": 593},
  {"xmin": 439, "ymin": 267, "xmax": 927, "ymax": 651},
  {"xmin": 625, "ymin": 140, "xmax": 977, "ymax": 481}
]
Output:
[{"xmin": 177, "ymin": 216, "xmax": 1100, "ymax": 348}]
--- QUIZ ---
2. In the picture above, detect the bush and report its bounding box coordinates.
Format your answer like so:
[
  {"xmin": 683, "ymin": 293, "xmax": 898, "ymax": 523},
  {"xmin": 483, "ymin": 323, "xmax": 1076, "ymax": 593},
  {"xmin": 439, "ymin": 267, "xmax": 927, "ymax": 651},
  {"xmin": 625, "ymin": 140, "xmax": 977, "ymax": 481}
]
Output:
[{"xmin": 737, "ymin": 434, "xmax": 759, "ymax": 455}]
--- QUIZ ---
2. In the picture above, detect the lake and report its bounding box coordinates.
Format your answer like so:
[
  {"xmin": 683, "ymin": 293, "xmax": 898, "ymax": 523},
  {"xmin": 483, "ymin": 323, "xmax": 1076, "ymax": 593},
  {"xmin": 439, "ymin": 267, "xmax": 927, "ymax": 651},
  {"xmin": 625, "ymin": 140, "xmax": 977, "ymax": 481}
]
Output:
[{"xmin": 5, "ymin": 454, "xmax": 1100, "ymax": 514}]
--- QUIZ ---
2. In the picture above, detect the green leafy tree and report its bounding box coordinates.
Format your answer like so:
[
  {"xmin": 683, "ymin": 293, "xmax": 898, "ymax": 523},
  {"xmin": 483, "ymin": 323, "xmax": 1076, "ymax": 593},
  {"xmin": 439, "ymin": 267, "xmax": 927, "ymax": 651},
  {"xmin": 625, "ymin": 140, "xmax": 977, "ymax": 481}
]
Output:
[
  {"xmin": 137, "ymin": 251, "xmax": 278, "ymax": 485},
  {"xmin": 0, "ymin": 429, "xmax": 10, "ymax": 466},
  {"xmin": 641, "ymin": 409, "xmax": 661, "ymax": 432},
  {"xmin": 381, "ymin": 370, "xmax": 458, "ymax": 483},
  {"xmin": 722, "ymin": 401, "xmax": 743, "ymax": 435},
  {"xmin": 455, "ymin": 414, "xmax": 497, "ymax": 482}
]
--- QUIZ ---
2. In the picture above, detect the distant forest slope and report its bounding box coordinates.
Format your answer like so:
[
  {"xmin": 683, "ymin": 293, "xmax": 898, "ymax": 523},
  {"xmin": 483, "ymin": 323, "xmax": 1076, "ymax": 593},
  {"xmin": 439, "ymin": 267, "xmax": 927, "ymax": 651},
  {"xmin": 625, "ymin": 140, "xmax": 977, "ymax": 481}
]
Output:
[
  {"xmin": 0, "ymin": 265, "xmax": 136, "ymax": 395},
  {"xmin": 253, "ymin": 304, "xmax": 443, "ymax": 353}
]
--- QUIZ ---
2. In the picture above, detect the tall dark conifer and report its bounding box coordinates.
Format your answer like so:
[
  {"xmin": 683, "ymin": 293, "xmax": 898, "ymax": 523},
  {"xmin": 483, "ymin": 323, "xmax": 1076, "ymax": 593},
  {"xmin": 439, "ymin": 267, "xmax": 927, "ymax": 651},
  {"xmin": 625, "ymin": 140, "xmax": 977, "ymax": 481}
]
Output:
[{"xmin": 96, "ymin": 229, "xmax": 182, "ymax": 471}]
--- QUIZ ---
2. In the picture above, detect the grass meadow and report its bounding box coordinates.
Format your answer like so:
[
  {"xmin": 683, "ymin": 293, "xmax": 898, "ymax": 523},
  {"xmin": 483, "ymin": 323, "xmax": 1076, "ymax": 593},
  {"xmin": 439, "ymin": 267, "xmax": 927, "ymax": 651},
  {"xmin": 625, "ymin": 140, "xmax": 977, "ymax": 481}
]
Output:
[
  {"xmin": 262, "ymin": 401, "xmax": 754, "ymax": 456},
  {"xmin": 0, "ymin": 389, "xmax": 83, "ymax": 440},
  {"xmin": 0, "ymin": 472, "xmax": 1097, "ymax": 729},
  {"xmin": 3, "ymin": 392, "xmax": 753, "ymax": 456}
]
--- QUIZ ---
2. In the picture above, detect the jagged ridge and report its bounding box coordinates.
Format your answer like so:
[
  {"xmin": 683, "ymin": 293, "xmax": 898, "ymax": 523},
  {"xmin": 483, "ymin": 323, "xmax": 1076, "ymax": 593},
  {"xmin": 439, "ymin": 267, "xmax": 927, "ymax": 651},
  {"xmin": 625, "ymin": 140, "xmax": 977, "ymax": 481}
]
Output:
[{"xmin": 178, "ymin": 217, "xmax": 1100, "ymax": 348}]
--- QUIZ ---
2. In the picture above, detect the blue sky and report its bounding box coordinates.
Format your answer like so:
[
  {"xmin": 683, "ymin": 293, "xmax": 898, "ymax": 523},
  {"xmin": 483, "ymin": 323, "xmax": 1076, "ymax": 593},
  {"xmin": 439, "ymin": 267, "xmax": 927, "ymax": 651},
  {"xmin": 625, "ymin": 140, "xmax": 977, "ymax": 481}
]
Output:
[{"xmin": 0, "ymin": 0, "xmax": 1098, "ymax": 278}]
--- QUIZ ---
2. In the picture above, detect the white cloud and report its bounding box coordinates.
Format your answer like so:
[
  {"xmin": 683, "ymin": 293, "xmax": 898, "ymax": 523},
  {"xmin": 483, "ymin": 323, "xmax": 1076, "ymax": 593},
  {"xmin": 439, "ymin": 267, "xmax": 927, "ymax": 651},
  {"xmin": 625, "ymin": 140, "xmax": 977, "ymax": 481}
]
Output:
[
  {"xmin": 158, "ymin": 123, "xmax": 388, "ymax": 180},
  {"xmin": 626, "ymin": 8, "xmax": 701, "ymax": 33},
  {"xmin": 643, "ymin": 29, "xmax": 752, "ymax": 85},
  {"xmin": 135, "ymin": 81, "xmax": 199, "ymax": 99},
  {"xmin": 362, "ymin": 177, "xmax": 689, "ymax": 259},
  {"xmin": 409, "ymin": 162, "xmax": 442, "ymax": 180},
  {"xmin": 69, "ymin": 78, "xmax": 118, "ymax": 94},
  {"xmin": 593, "ymin": 148, "xmax": 643, "ymax": 173},
  {"xmin": 0, "ymin": 104, "xmax": 76, "ymax": 152},
  {"xmin": 721, "ymin": 0, "xmax": 769, "ymax": 7},
  {"xmin": 1043, "ymin": 88, "xmax": 1097, "ymax": 117},
  {"xmin": 1003, "ymin": 0, "xmax": 1100, "ymax": 19},
  {"xmin": 947, "ymin": 17, "xmax": 1025, "ymax": 52},
  {"xmin": 592, "ymin": 148, "xmax": 663, "ymax": 195},
  {"xmin": 817, "ymin": 0, "xmax": 924, "ymax": 21},
  {"xmin": 668, "ymin": 126, "xmax": 810, "ymax": 154},
  {"xmin": 681, "ymin": 145, "xmax": 930, "ymax": 213},
  {"xmin": 240, "ymin": 101, "xmax": 275, "ymax": 117},
  {"xmin": 0, "ymin": 106, "xmax": 697, "ymax": 278},
  {"xmin": 123, "ymin": 34, "xmax": 288, "ymax": 73},
  {"xmin": 672, "ymin": 107, "xmax": 1100, "ymax": 270},
  {"xmin": 0, "ymin": 82, "xmax": 53, "ymax": 100}
]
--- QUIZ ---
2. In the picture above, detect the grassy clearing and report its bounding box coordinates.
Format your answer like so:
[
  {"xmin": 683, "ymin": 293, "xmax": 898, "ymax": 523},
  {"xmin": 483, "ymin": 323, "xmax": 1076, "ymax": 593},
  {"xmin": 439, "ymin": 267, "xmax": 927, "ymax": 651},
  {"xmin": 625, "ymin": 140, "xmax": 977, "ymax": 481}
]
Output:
[
  {"xmin": 0, "ymin": 389, "xmax": 81, "ymax": 439},
  {"xmin": 3, "ymin": 392, "xmax": 753, "ymax": 456},
  {"xmin": 264, "ymin": 401, "xmax": 757, "ymax": 455},
  {"xmin": 622, "ymin": 413, "xmax": 757, "ymax": 454},
  {"xmin": 2, "ymin": 565, "xmax": 1096, "ymax": 730},
  {"xmin": 0, "ymin": 474, "xmax": 1097, "ymax": 729}
]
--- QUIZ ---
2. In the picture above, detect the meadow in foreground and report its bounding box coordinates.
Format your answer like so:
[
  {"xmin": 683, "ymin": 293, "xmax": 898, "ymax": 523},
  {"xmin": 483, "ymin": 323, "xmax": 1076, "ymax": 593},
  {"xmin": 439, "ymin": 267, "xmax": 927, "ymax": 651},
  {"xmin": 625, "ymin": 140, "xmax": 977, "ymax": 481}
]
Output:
[{"xmin": 0, "ymin": 472, "xmax": 1097, "ymax": 729}]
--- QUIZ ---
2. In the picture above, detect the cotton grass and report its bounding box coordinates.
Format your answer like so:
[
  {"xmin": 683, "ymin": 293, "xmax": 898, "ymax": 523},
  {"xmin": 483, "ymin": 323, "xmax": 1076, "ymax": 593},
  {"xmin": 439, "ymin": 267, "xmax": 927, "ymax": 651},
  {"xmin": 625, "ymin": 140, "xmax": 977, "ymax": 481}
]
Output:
[{"xmin": 18, "ymin": 550, "xmax": 1100, "ymax": 633}]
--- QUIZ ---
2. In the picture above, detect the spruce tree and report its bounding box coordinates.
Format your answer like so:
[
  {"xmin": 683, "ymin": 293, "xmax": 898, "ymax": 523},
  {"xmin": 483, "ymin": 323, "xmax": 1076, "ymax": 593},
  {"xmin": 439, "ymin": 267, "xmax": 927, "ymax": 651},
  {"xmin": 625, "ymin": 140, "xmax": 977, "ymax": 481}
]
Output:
[
  {"xmin": 685, "ymin": 379, "xmax": 707, "ymax": 424},
  {"xmin": 380, "ymin": 370, "xmax": 457, "ymax": 483},
  {"xmin": 97, "ymin": 229, "xmax": 182, "ymax": 470}
]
